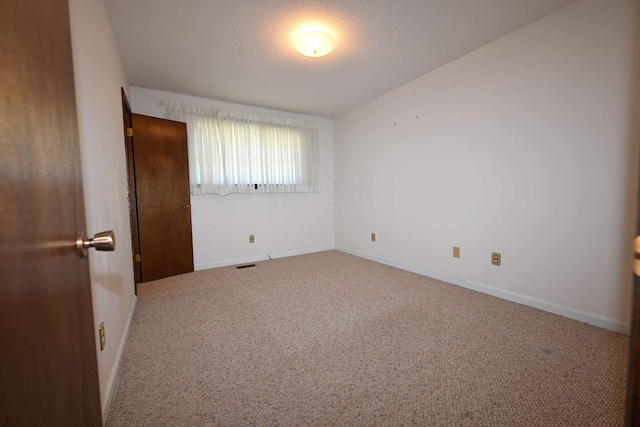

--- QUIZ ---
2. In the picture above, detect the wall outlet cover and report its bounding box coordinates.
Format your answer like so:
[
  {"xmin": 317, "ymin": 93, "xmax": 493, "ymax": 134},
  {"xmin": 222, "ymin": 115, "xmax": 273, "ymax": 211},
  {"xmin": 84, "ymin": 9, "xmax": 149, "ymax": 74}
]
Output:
[{"xmin": 491, "ymin": 252, "xmax": 501, "ymax": 266}]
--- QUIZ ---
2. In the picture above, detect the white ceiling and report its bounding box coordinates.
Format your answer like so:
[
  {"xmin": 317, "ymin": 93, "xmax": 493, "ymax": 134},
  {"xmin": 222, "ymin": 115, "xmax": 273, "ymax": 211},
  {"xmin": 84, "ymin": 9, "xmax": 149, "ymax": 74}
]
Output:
[{"xmin": 104, "ymin": 0, "xmax": 577, "ymax": 118}]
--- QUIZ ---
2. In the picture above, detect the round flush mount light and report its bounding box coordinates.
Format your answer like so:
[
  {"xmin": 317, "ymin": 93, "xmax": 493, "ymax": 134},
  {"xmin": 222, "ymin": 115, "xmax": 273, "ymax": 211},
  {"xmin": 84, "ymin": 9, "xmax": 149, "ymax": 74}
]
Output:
[{"xmin": 294, "ymin": 31, "xmax": 336, "ymax": 58}]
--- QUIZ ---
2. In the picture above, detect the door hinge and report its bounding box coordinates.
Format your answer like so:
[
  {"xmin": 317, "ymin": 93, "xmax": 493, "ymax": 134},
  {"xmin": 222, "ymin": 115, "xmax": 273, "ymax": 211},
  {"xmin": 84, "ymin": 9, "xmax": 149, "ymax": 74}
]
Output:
[
  {"xmin": 634, "ymin": 236, "xmax": 640, "ymax": 276},
  {"xmin": 134, "ymin": 254, "xmax": 141, "ymax": 263},
  {"xmin": 127, "ymin": 127, "xmax": 133, "ymax": 137}
]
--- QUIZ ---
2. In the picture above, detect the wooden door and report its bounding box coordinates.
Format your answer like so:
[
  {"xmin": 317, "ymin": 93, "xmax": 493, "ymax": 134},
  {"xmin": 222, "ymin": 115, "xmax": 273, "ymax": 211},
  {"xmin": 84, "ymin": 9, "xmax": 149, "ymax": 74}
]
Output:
[
  {"xmin": 0, "ymin": 0, "xmax": 102, "ymax": 425},
  {"xmin": 131, "ymin": 114, "xmax": 194, "ymax": 282},
  {"xmin": 627, "ymin": 182, "xmax": 640, "ymax": 425}
]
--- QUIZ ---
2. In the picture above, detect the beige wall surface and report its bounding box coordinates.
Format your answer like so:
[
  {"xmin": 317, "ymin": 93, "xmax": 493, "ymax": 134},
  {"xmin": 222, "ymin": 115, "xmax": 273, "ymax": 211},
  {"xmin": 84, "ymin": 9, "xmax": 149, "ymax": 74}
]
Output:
[
  {"xmin": 334, "ymin": 0, "xmax": 640, "ymax": 333},
  {"xmin": 69, "ymin": 0, "xmax": 137, "ymax": 417}
]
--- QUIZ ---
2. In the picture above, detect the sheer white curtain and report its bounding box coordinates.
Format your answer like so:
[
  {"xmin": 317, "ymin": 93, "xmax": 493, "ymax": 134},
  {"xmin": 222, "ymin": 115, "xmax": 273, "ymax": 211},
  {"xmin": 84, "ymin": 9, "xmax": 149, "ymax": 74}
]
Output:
[{"xmin": 162, "ymin": 101, "xmax": 320, "ymax": 196}]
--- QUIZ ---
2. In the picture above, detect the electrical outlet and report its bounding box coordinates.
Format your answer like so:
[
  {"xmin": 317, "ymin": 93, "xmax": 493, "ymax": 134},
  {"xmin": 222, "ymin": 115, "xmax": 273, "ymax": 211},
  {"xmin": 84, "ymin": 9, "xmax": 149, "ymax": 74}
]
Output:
[
  {"xmin": 453, "ymin": 246, "xmax": 460, "ymax": 258},
  {"xmin": 491, "ymin": 252, "xmax": 501, "ymax": 266},
  {"xmin": 98, "ymin": 322, "xmax": 106, "ymax": 351},
  {"xmin": 371, "ymin": 233, "xmax": 376, "ymax": 242},
  {"xmin": 249, "ymin": 235, "xmax": 255, "ymax": 243}
]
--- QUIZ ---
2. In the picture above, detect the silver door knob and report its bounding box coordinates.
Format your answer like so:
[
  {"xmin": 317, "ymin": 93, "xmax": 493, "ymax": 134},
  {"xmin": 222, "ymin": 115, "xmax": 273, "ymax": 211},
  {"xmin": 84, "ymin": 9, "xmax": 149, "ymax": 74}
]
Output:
[{"xmin": 76, "ymin": 230, "xmax": 116, "ymax": 258}]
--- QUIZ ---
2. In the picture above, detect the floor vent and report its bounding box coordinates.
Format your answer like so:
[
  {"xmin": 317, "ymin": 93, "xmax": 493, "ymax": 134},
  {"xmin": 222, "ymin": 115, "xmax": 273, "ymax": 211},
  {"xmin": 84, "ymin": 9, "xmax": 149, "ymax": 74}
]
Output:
[{"xmin": 236, "ymin": 264, "xmax": 256, "ymax": 269}]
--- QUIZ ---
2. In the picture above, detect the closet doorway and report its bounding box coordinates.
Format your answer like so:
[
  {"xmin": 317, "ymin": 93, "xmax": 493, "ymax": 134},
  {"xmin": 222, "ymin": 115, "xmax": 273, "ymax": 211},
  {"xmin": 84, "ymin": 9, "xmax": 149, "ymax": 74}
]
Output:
[{"xmin": 122, "ymin": 92, "xmax": 194, "ymax": 286}]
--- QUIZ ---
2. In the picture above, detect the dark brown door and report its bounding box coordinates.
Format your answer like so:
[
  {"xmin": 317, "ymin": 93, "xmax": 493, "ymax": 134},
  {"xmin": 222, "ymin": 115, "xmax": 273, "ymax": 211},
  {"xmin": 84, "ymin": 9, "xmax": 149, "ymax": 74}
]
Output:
[
  {"xmin": 131, "ymin": 114, "xmax": 194, "ymax": 282},
  {"xmin": 627, "ymin": 186, "xmax": 640, "ymax": 424},
  {"xmin": 0, "ymin": 0, "xmax": 102, "ymax": 425}
]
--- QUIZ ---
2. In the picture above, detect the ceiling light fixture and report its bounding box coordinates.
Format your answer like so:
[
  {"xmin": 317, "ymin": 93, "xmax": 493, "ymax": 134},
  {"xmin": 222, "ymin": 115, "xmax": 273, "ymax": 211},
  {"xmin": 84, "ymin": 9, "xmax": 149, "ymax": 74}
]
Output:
[{"xmin": 294, "ymin": 31, "xmax": 336, "ymax": 58}]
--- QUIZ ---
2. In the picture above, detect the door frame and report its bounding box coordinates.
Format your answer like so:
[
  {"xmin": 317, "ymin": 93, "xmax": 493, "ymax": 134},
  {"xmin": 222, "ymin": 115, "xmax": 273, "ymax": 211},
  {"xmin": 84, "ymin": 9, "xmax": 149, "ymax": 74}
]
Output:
[
  {"xmin": 121, "ymin": 88, "xmax": 141, "ymax": 288},
  {"xmin": 627, "ymin": 272, "xmax": 640, "ymax": 425}
]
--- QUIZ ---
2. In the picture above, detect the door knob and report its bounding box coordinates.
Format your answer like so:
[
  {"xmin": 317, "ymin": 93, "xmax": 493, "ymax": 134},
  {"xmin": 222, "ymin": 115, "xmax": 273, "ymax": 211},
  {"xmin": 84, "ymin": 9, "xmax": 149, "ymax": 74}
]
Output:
[
  {"xmin": 76, "ymin": 230, "xmax": 116, "ymax": 258},
  {"xmin": 184, "ymin": 204, "xmax": 191, "ymax": 209}
]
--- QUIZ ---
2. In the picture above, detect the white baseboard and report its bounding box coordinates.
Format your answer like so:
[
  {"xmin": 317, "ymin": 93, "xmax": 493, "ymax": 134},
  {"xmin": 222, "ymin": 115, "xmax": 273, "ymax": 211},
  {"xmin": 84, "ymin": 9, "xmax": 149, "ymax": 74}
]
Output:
[
  {"xmin": 194, "ymin": 245, "xmax": 336, "ymax": 271},
  {"xmin": 102, "ymin": 296, "xmax": 137, "ymax": 424},
  {"xmin": 336, "ymin": 247, "xmax": 629, "ymax": 335}
]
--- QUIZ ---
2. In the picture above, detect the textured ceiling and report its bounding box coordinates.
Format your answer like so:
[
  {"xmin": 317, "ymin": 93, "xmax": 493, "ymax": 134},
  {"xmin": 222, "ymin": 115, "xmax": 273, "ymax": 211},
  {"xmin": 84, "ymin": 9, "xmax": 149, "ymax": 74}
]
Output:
[{"xmin": 104, "ymin": 0, "xmax": 577, "ymax": 118}]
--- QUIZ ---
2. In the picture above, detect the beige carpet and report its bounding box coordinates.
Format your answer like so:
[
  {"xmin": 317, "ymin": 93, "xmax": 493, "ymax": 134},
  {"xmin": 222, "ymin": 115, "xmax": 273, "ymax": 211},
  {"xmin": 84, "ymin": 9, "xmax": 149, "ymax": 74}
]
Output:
[{"xmin": 106, "ymin": 250, "xmax": 629, "ymax": 426}]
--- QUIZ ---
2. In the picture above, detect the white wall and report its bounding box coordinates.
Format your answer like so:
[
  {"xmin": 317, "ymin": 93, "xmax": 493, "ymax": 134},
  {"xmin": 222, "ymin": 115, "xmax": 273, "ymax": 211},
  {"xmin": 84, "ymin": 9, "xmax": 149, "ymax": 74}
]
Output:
[
  {"xmin": 334, "ymin": 0, "xmax": 640, "ymax": 333},
  {"xmin": 69, "ymin": 0, "xmax": 136, "ymax": 418},
  {"xmin": 130, "ymin": 87, "xmax": 335, "ymax": 269}
]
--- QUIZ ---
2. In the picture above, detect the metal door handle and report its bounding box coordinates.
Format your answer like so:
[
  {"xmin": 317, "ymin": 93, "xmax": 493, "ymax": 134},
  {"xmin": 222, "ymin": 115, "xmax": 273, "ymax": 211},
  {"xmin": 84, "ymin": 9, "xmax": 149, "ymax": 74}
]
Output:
[
  {"xmin": 76, "ymin": 230, "xmax": 116, "ymax": 258},
  {"xmin": 184, "ymin": 204, "xmax": 191, "ymax": 209}
]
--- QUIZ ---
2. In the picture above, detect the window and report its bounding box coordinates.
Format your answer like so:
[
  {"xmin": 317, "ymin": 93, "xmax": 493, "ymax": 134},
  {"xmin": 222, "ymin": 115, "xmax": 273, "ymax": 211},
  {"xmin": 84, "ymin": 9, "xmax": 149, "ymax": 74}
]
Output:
[{"xmin": 162, "ymin": 101, "xmax": 320, "ymax": 196}]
